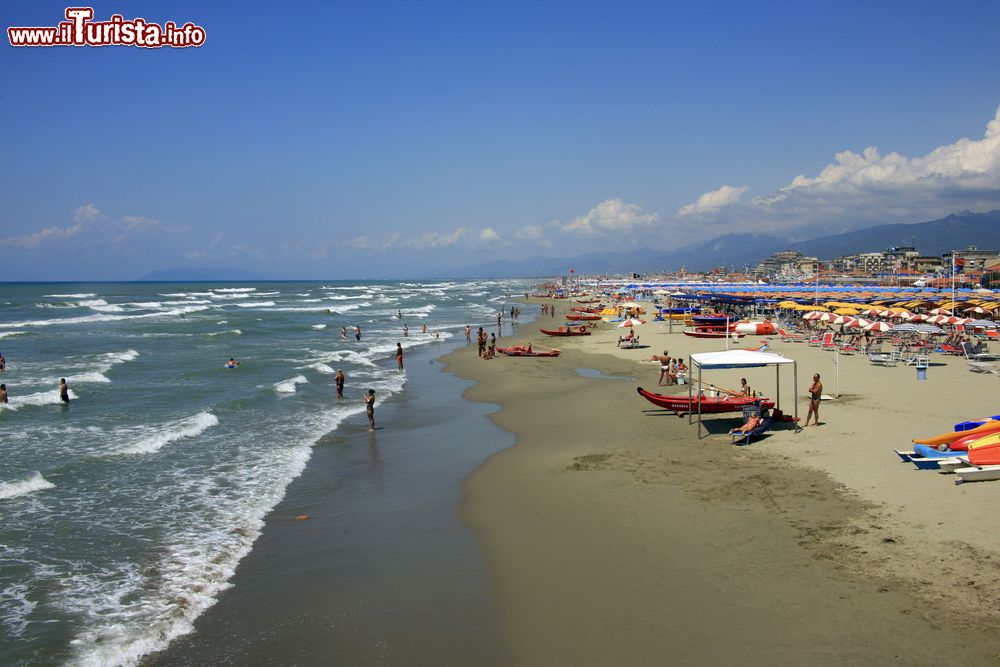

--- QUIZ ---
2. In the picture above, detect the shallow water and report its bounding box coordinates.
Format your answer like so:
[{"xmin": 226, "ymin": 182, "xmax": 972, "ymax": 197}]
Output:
[{"xmin": 0, "ymin": 280, "xmax": 528, "ymax": 666}]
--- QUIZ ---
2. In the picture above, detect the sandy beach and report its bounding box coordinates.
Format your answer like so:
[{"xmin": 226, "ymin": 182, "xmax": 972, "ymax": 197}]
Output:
[{"xmin": 443, "ymin": 299, "xmax": 1000, "ymax": 665}]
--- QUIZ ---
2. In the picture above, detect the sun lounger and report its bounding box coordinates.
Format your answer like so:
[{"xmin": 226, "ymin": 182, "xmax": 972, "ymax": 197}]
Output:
[
  {"xmin": 869, "ymin": 351, "xmax": 897, "ymax": 367},
  {"xmin": 731, "ymin": 417, "xmax": 773, "ymax": 445},
  {"xmin": 777, "ymin": 328, "xmax": 805, "ymax": 342},
  {"xmin": 820, "ymin": 333, "xmax": 837, "ymax": 351}
]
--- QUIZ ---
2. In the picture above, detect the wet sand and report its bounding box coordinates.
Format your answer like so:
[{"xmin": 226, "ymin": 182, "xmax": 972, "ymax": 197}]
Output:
[
  {"xmin": 443, "ymin": 300, "xmax": 1000, "ymax": 665},
  {"xmin": 146, "ymin": 340, "xmax": 511, "ymax": 666}
]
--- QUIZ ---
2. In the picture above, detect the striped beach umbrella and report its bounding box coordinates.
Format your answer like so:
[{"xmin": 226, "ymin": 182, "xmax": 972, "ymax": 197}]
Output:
[
  {"xmin": 864, "ymin": 321, "xmax": 892, "ymax": 332},
  {"xmin": 964, "ymin": 306, "xmax": 988, "ymax": 315},
  {"xmin": 908, "ymin": 313, "xmax": 929, "ymax": 322},
  {"xmin": 850, "ymin": 318, "xmax": 873, "ymax": 329},
  {"xmin": 928, "ymin": 307, "xmax": 952, "ymax": 315}
]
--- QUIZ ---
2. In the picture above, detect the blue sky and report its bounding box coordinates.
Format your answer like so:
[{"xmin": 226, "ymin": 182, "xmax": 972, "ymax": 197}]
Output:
[{"xmin": 2, "ymin": 0, "xmax": 999, "ymax": 279}]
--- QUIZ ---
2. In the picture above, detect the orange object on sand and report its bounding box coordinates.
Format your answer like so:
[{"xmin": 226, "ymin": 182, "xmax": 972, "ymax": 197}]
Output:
[{"xmin": 912, "ymin": 420, "xmax": 999, "ymax": 446}]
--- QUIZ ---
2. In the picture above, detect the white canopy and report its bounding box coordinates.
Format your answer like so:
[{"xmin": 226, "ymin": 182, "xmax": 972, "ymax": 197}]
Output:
[{"xmin": 690, "ymin": 350, "xmax": 795, "ymax": 369}]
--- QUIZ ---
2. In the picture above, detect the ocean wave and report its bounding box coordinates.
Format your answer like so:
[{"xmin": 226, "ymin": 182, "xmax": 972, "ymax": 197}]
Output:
[
  {"xmin": 274, "ymin": 375, "xmax": 308, "ymax": 394},
  {"xmin": 66, "ymin": 372, "xmax": 112, "ymax": 384},
  {"xmin": 44, "ymin": 293, "xmax": 95, "ymax": 298},
  {"xmin": 212, "ymin": 287, "xmax": 256, "ymax": 293},
  {"xmin": 78, "ymin": 299, "xmax": 108, "ymax": 307},
  {"xmin": 208, "ymin": 293, "xmax": 252, "ymax": 300},
  {"xmin": 206, "ymin": 329, "xmax": 242, "ymax": 336},
  {"xmin": 0, "ymin": 472, "xmax": 55, "ymax": 500},
  {"xmin": 126, "ymin": 302, "xmax": 162, "ymax": 309},
  {"xmin": 311, "ymin": 324, "xmax": 327, "ymax": 330},
  {"xmin": 306, "ymin": 362, "xmax": 336, "ymax": 374},
  {"xmin": 114, "ymin": 412, "xmax": 219, "ymax": 456},
  {"xmin": 0, "ymin": 305, "xmax": 210, "ymax": 329},
  {"xmin": 4, "ymin": 388, "xmax": 78, "ymax": 409},
  {"xmin": 0, "ymin": 331, "xmax": 26, "ymax": 339},
  {"xmin": 234, "ymin": 301, "xmax": 276, "ymax": 308}
]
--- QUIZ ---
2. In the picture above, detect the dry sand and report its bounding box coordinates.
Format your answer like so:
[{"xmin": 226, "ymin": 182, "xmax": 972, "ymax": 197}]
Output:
[{"xmin": 442, "ymin": 300, "xmax": 1000, "ymax": 665}]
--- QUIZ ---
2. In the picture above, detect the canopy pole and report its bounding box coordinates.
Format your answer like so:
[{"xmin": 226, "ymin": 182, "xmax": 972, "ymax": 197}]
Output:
[
  {"xmin": 775, "ymin": 365, "xmax": 780, "ymax": 411},
  {"xmin": 688, "ymin": 362, "xmax": 693, "ymax": 425},
  {"xmin": 794, "ymin": 360, "xmax": 799, "ymax": 432},
  {"xmin": 697, "ymin": 363, "xmax": 703, "ymax": 439}
]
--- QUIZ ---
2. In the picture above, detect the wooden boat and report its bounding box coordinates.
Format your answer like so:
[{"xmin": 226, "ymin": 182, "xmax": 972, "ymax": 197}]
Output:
[
  {"xmin": 575, "ymin": 298, "xmax": 601, "ymax": 304},
  {"xmin": 682, "ymin": 327, "xmax": 745, "ymax": 339},
  {"xmin": 571, "ymin": 306, "xmax": 601, "ymax": 314},
  {"xmin": 497, "ymin": 345, "xmax": 561, "ymax": 357},
  {"xmin": 565, "ymin": 313, "xmax": 601, "ymax": 321},
  {"xmin": 540, "ymin": 326, "xmax": 591, "ymax": 337},
  {"xmin": 636, "ymin": 387, "xmax": 773, "ymax": 415}
]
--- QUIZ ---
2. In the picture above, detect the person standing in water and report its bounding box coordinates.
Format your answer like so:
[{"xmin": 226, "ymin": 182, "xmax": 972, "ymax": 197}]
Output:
[
  {"xmin": 465, "ymin": 324, "xmax": 471, "ymax": 341},
  {"xmin": 355, "ymin": 326, "xmax": 362, "ymax": 341},
  {"xmin": 364, "ymin": 389, "xmax": 376, "ymax": 431},
  {"xmin": 396, "ymin": 342, "xmax": 404, "ymax": 370},
  {"xmin": 59, "ymin": 378, "xmax": 70, "ymax": 404},
  {"xmin": 0, "ymin": 352, "xmax": 6, "ymax": 372},
  {"xmin": 403, "ymin": 324, "xmax": 409, "ymax": 337},
  {"xmin": 340, "ymin": 326, "xmax": 348, "ymax": 341},
  {"xmin": 334, "ymin": 369, "xmax": 345, "ymax": 399},
  {"xmin": 0, "ymin": 383, "xmax": 8, "ymax": 403}
]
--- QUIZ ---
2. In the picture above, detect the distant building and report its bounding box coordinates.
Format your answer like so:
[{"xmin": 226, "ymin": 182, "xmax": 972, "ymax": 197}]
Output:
[{"xmin": 942, "ymin": 246, "xmax": 1000, "ymax": 272}]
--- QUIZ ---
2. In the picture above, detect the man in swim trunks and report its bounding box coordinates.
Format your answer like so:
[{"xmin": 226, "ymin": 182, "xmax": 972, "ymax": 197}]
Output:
[
  {"xmin": 59, "ymin": 378, "xmax": 70, "ymax": 404},
  {"xmin": 225, "ymin": 358, "xmax": 240, "ymax": 368},
  {"xmin": 0, "ymin": 383, "xmax": 8, "ymax": 403},
  {"xmin": 364, "ymin": 389, "xmax": 376, "ymax": 431},
  {"xmin": 477, "ymin": 328, "xmax": 487, "ymax": 357},
  {"xmin": 804, "ymin": 373, "xmax": 823, "ymax": 427},
  {"xmin": 650, "ymin": 351, "xmax": 671, "ymax": 385},
  {"xmin": 334, "ymin": 369, "xmax": 345, "ymax": 399}
]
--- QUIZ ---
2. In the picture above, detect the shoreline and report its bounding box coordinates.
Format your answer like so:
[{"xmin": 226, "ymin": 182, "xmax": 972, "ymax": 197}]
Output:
[
  {"xmin": 441, "ymin": 298, "xmax": 1000, "ymax": 664},
  {"xmin": 146, "ymin": 331, "xmax": 517, "ymax": 666}
]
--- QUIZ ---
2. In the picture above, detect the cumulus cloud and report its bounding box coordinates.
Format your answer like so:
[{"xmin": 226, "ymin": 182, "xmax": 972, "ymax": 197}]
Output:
[
  {"xmin": 0, "ymin": 204, "xmax": 177, "ymax": 250},
  {"xmin": 677, "ymin": 104, "xmax": 1000, "ymax": 234},
  {"xmin": 557, "ymin": 198, "xmax": 659, "ymax": 237},
  {"xmin": 677, "ymin": 185, "xmax": 748, "ymax": 216},
  {"xmin": 338, "ymin": 226, "xmax": 505, "ymax": 253}
]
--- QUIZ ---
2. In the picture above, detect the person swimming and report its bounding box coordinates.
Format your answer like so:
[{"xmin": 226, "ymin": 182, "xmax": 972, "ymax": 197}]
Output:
[
  {"xmin": 59, "ymin": 378, "xmax": 70, "ymax": 404},
  {"xmin": 225, "ymin": 358, "xmax": 240, "ymax": 369},
  {"xmin": 1, "ymin": 383, "xmax": 8, "ymax": 403}
]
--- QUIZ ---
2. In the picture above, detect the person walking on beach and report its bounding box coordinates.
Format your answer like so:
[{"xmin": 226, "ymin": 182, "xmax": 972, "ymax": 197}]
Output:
[
  {"xmin": 355, "ymin": 326, "xmax": 362, "ymax": 341},
  {"xmin": 364, "ymin": 389, "xmax": 376, "ymax": 431},
  {"xmin": 650, "ymin": 351, "xmax": 672, "ymax": 386},
  {"xmin": 335, "ymin": 369, "xmax": 345, "ymax": 399},
  {"xmin": 0, "ymin": 383, "xmax": 8, "ymax": 404},
  {"xmin": 396, "ymin": 343, "xmax": 404, "ymax": 370},
  {"xmin": 487, "ymin": 333, "xmax": 497, "ymax": 359},
  {"xmin": 59, "ymin": 378, "xmax": 70, "ymax": 404},
  {"xmin": 805, "ymin": 373, "xmax": 823, "ymax": 427},
  {"xmin": 465, "ymin": 324, "xmax": 471, "ymax": 341}
]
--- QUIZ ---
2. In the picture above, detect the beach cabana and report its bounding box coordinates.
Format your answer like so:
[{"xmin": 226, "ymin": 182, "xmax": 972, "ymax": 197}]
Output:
[{"xmin": 688, "ymin": 350, "xmax": 798, "ymax": 439}]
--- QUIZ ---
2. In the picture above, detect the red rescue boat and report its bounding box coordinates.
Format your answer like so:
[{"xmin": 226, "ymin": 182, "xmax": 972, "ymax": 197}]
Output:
[
  {"xmin": 636, "ymin": 387, "xmax": 773, "ymax": 415},
  {"xmin": 540, "ymin": 326, "xmax": 591, "ymax": 336},
  {"xmin": 497, "ymin": 345, "xmax": 561, "ymax": 357},
  {"xmin": 566, "ymin": 313, "xmax": 602, "ymax": 321}
]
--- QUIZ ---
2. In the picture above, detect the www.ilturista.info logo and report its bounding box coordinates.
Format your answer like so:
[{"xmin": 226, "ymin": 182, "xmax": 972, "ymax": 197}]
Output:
[{"xmin": 7, "ymin": 7, "xmax": 206, "ymax": 48}]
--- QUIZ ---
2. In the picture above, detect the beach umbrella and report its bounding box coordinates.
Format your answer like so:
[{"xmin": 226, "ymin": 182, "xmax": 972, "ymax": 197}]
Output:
[
  {"xmin": 816, "ymin": 312, "xmax": 836, "ymax": 323},
  {"xmin": 861, "ymin": 307, "xmax": 884, "ymax": 316},
  {"xmin": 802, "ymin": 311, "xmax": 824, "ymax": 321},
  {"xmin": 864, "ymin": 321, "xmax": 891, "ymax": 332},
  {"xmin": 928, "ymin": 307, "xmax": 952, "ymax": 315},
  {"xmin": 833, "ymin": 307, "xmax": 860, "ymax": 315},
  {"xmin": 908, "ymin": 313, "xmax": 929, "ymax": 322},
  {"xmin": 887, "ymin": 310, "xmax": 913, "ymax": 319},
  {"xmin": 964, "ymin": 306, "xmax": 988, "ymax": 315},
  {"xmin": 617, "ymin": 318, "xmax": 646, "ymax": 328},
  {"xmin": 850, "ymin": 318, "xmax": 872, "ymax": 329},
  {"xmin": 830, "ymin": 315, "xmax": 854, "ymax": 326},
  {"xmin": 927, "ymin": 315, "xmax": 950, "ymax": 325}
]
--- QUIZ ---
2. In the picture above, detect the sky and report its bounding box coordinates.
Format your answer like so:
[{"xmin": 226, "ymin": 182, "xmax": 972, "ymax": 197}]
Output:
[{"xmin": 2, "ymin": 0, "xmax": 999, "ymax": 280}]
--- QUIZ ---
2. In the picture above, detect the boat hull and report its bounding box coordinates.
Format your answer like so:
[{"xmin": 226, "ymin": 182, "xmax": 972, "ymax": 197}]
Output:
[
  {"xmin": 682, "ymin": 329, "xmax": 745, "ymax": 339},
  {"xmin": 497, "ymin": 346, "xmax": 561, "ymax": 357},
  {"xmin": 540, "ymin": 327, "xmax": 591, "ymax": 337},
  {"xmin": 636, "ymin": 387, "xmax": 773, "ymax": 414}
]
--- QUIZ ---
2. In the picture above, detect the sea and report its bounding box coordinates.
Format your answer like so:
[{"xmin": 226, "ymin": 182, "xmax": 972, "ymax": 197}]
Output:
[{"xmin": 0, "ymin": 280, "xmax": 530, "ymax": 666}]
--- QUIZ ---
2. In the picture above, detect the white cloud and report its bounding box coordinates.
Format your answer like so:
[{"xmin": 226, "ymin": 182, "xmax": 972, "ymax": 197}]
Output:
[
  {"xmin": 0, "ymin": 203, "xmax": 179, "ymax": 250},
  {"xmin": 677, "ymin": 184, "xmax": 748, "ymax": 216},
  {"xmin": 677, "ymin": 104, "xmax": 1000, "ymax": 233},
  {"xmin": 557, "ymin": 198, "xmax": 659, "ymax": 237},
  {"xmin": 477, "ymin": 227, "xmax": 502, "ymax": 243},
  {"xmin": 514, "ymin": 224, "xmax": 545, "ymax": 241}
]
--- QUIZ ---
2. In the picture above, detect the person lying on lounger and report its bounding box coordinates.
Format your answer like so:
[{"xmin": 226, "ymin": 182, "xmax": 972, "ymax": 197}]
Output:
[{"xmin": 730, "ymin": 415, "xmax": 762, "ymax": 434}]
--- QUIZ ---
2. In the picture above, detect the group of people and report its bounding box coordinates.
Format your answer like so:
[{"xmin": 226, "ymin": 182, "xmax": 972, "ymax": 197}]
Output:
[
  {"xmin": 649, "ymin": 350, "xmax": 687, "ymax": 386},
  {"xmin": 340, "ymin": 326, "xmax": 363, "ymax": 341},
  {"xmin": 540, "ymin": 304, "xmax": 557, "ymax": 317},
  {"xmin": 0, "ymin": 377, "xmax": 70, "ymax": 405},
  {"xmin": 475, "ymin": 327, "xmax": 497, "ymax": 359}
]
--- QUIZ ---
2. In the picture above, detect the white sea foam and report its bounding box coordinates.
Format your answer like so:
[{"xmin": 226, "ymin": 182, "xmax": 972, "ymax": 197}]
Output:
[
  {"xmin": 5, "ymin": 389, "xmax": 78, "ymax": 409},
  {"xmin": 0, "ymin": 472, "xmax": 55, "ymax": 500},
  {"xmin": 311, "ymin": 324, "xmax": 327, "ymax": 329},
  {"xmin": 0, "ymin": 331, "xmax": 26, "ymax": 339},
  {"xmin": 0, "ymin": 306, "xmax": 210, "ymax": 329},
  {"xmin": 88, "ymin": 304, "xmax": 126, "ymax": 313},
  {"xmin": 306, "ymin": 362, "xmax": 336, "ymax": 374},
  {"xmin": 67, "ymin": 372, "xmax": 112, "ymax": 384},
  {"xmin": 234, "ymin": 301, "xmax": 276, "ymax": 308},
  {"xmin": 212, "ymin": 287, "xmax": 256, "ymax": 293},
  {"xmin": 126, "ymin": 302, "xmax": 162, "ymax": 309},
  {"xmin": 274, "ymin": 375, "xmax": 308, "ymax": 394},
  {"xmin": 44, "ymin": 293, "xmax": 96, "ymax": 298},
  {"xmin": 114, "ymin": 412, "xmax": 219, "ymax": 456}
]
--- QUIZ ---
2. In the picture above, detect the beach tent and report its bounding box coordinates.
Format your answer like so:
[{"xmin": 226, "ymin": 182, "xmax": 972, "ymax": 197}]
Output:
[{"xmin": 688, "ymin": 350, "xmax": 798, "ymax": 440}]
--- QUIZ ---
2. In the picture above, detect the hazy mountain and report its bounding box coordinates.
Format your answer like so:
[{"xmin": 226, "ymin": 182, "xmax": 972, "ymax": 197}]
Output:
[
  {"xmin": 139, "ymin": 268, "xmax": 265, "ymax": 281},
  {"xmin": 449, "ymin": 210, "xmax": 1000, "ymax": 277}
]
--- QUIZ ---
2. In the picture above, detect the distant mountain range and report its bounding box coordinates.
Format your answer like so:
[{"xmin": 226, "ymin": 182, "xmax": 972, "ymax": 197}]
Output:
[{"xmin": 448, "ymin": 210, "xmax": 1000, "ymax": 277}]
